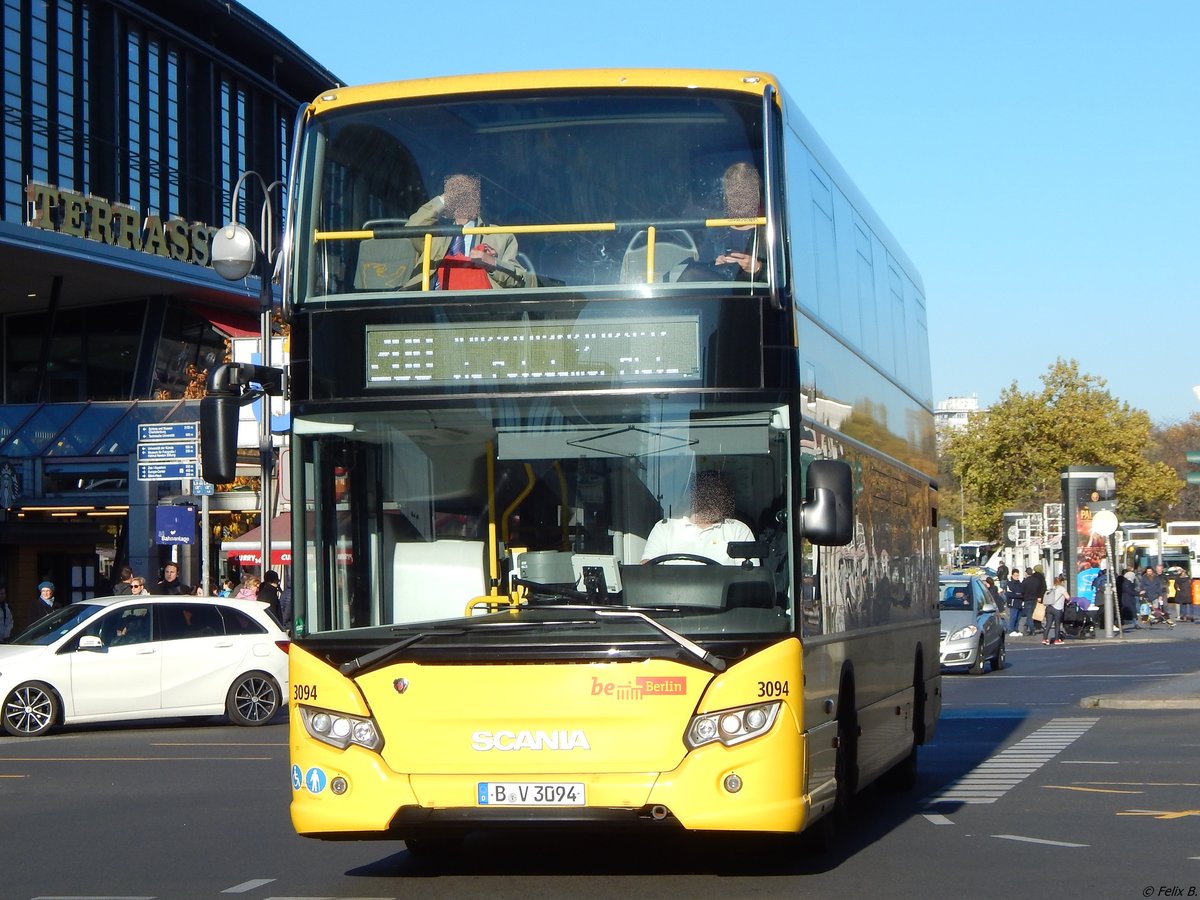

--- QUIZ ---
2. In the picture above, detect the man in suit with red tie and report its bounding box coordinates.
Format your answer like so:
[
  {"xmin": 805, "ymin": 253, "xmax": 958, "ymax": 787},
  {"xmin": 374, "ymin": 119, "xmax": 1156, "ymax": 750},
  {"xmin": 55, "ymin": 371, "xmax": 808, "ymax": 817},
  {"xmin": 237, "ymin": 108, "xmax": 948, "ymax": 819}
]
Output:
[{"xmin": 405, "ymin": 172, "xmax": 529, "ymax": 290}]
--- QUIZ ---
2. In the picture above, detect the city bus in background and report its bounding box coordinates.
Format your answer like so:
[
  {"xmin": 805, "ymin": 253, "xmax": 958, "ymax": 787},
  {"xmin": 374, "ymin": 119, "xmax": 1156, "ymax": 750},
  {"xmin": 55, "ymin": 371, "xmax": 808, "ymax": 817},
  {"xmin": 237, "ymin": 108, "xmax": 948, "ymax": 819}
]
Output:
[
  {"xmin": 954, "ymin": 541, "xmax": 998, "ymax": 572},
  {"xmin": 202, "ymin": 69, "xmax": 940, "ymax": 851},
  {"xmin": 1163, "ymin": 521, "xmax": 1200, "ymax": 575},
  {"xmin": 1118, "ymin": 522, "xmax": 1161, "ymax": 573}
]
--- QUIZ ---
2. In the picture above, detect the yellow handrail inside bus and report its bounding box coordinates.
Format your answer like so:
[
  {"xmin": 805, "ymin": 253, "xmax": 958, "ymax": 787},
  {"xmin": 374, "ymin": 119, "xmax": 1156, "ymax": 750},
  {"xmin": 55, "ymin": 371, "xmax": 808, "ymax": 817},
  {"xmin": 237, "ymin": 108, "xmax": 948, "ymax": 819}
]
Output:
[
  {"xmin": 485, "ymin": 443, "xmax": 499, "ymax": 595},
  {"xmin": 500, "ymin": 464, "xmax": 536, "ymax": 547},
  {"xmin": 313, "ymin": 216, "xmax": 765, "ymax": 286}
]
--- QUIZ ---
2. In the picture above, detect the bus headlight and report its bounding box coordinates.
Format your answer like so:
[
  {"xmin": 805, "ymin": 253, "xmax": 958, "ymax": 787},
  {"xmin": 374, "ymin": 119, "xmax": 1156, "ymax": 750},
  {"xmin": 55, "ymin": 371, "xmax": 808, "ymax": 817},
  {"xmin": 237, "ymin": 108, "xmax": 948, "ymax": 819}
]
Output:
[
  {"xmin": 685, "ymin": 701, "xmax": 780, "ymax": 749},
  {"xmin": 299, "ymin": 705, "xmax": 383, "ymax": 752}
]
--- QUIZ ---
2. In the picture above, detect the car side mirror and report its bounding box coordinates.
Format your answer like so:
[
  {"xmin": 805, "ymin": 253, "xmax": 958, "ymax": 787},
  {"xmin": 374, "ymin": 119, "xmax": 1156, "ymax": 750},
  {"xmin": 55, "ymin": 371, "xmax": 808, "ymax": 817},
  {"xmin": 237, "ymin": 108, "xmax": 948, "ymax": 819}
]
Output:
[{"xmin": 78, "ymin": 635, "xmax": 104, "ymax": 652}]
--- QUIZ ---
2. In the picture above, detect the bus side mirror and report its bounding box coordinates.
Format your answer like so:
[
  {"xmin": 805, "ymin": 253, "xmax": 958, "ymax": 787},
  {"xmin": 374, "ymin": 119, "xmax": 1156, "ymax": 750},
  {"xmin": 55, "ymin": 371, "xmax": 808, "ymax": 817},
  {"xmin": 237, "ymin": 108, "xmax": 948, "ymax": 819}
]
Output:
[
  {"xmin": 200, "ymin": 394, "xmax": 240, "ymax": 483},
  {"xmin": 800, "ymin": 459, "xmax": 853, "ymax": 546},
  {"xmin": 199, "ymin": 362, "xmax": 285, "ymax": 484}
]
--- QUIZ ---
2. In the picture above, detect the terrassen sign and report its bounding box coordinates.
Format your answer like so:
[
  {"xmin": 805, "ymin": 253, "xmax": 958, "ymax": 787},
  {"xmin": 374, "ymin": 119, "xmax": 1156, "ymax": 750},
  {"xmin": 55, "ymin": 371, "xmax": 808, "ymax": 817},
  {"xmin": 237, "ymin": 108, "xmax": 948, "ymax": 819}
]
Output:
[{"xmin": 25, "ymin": 181, "xmax": 220, "ymax": 268}]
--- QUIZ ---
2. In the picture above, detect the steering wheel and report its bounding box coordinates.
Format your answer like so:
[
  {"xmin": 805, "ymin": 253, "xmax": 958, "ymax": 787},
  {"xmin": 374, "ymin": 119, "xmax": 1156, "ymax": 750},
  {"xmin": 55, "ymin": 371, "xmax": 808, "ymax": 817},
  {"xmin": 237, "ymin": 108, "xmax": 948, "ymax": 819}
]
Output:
[{"xmin": 645, "ymin": 553, "xmax": 721, "ymax": 566}]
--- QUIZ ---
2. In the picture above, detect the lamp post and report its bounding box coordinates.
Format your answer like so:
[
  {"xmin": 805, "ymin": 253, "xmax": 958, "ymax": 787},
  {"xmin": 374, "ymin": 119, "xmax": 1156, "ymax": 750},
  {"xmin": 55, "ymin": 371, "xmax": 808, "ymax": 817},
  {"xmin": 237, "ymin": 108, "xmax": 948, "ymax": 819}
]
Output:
[
  {"xmin": 211, "ymin": 171, "xmax": 282, "ymax": 579},
  {"xmin": 1092, "ymin": 472, "xmax": 1119, "ymax": 640}
]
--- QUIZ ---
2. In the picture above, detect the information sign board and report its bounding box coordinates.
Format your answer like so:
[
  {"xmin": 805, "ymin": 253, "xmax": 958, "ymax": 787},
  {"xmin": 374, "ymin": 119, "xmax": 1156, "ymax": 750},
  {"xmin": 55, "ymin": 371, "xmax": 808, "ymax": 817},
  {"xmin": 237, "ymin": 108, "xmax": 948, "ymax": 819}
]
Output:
[
  {"xmin": 137, "ymin": 442, "xmax": 198, "ymax": 461},
  {"xmin": 138, "ymin": 461, "xmax": 199, "ymax": 481},
  {"xmin": 138, "ymin": 422, "xmax": 199, "ymax": 442}
]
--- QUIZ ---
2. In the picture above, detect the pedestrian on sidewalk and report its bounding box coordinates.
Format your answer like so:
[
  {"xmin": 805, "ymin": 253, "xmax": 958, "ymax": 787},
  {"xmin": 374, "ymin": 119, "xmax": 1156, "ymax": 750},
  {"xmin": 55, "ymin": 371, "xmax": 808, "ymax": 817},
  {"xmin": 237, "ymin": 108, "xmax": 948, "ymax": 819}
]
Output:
[
  {"xmin": 1118, "ymin": 566, "xmax": 1140, "ymax": 630},
  {"xmin": 1042, "ymin": 574, "xmax": 1068, "ymax": 644},
  {"xmin": 1023, "ymin": 566, "xmax": 1047, "ymax": 636},
  {"xmin": 1007, "ymin": 569, "xmax": 1025, "ymax": 635}
]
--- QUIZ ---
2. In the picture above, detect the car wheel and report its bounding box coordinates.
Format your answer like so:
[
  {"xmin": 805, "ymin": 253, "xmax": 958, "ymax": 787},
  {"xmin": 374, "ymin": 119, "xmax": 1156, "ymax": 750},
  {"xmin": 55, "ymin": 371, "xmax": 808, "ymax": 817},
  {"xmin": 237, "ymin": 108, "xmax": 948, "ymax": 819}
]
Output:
[
  {"xmin": 225, "ymin": 672, "xmax": 280, "ymax": 727},
  {"xmin": 968, "ymin": 643, "xmax": 985, "ymax": 676},
  {"xmin": 991, "ymin": 638, "xmax": 1005, "ymax": 672},
  {"xmin": 3, "ymin": 681, "xmax": 59, "ymax": 737}
]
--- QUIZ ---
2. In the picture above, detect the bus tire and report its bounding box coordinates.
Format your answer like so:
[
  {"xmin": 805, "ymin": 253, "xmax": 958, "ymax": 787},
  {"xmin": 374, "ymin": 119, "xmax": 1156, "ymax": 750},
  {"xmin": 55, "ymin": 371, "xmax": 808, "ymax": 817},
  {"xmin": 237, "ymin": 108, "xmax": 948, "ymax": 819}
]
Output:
[
  {"xmin": 885, "ymin": 658, "xmax": 924, "ymax": 791},
  {"xmin": 404, "ymin": 836, "xmax": 462, "ymax": 858},
  {"xmin": 833, "ymin": 680, "xmax": 858, "ymax": 826}
]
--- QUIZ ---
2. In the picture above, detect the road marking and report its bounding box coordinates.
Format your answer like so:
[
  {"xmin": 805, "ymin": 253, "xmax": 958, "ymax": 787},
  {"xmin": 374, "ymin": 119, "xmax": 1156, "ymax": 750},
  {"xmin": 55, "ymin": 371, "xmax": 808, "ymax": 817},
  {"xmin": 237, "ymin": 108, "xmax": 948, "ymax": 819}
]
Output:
[
  {"xmin": 992, "ymin": 833, "xmax": 1089, "ymax": 848},
  {"xmin": 1045, "ymin": 785, "xmax": 1141, "ymax": 794},
  {"xmin": 923, "ymin": 813, "xmax": 955, "ymax": 825},
  {"xmin": 0, "ymin": 756, "xmax": 272, "ymax": 762},
  {"xmin": 924, "ymin": 717, "xmax": 1099, "ymax": 809},
  {"xmin": 153, "ymin": 742, "xmax": 287, "ymax": 747},
  {"xmin": 989, "ymin": 673, "xmax": 1187, "ymax": 679},
  {"xmin": 1117, "ymin": 809, "xmax": 1200, "ymax": 820},
  {"xmin": 221, "ymin": 879, "xmax": 276, "ymax": 893},
  {"xmin": 1082, "ymin": 782, "xmax": 1200, "ymax": 788}
]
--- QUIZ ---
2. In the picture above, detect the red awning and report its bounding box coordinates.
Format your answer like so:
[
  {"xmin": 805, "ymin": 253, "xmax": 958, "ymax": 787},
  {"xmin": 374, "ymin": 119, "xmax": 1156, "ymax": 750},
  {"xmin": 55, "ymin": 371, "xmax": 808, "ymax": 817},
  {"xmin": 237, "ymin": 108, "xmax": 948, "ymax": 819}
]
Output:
[
  {"xmin": 222, "ymin": 513, "xmax": 291, "ymax": 567},
  {"xmin": 195, "ymin": 303, "xmax": 260, "ymax": 338}
]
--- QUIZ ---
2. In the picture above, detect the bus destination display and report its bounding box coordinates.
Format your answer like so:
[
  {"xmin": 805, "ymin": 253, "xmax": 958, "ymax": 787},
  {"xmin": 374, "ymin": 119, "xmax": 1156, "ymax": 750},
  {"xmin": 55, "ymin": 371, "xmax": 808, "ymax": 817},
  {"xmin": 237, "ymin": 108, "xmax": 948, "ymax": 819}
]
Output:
[{"xmin": 366, "ymin": 316, "xmax": 701, "ymax": 386}]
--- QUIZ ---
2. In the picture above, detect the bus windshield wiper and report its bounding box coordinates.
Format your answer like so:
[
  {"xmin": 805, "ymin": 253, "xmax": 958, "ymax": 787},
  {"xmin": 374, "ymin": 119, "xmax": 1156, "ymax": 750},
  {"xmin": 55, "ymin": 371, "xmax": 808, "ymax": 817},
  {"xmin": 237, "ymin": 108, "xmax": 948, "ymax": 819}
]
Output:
[
  {"xmin": 512, "ymin": 577, "xmax": 594, "ymax": 605},
  {"xmin": 339, "ymin": 629, "xmax": 466, "ymax": 677},
  {"xmin": 594, "ymin": 608, "xmax": 726, "ymax": 672}
]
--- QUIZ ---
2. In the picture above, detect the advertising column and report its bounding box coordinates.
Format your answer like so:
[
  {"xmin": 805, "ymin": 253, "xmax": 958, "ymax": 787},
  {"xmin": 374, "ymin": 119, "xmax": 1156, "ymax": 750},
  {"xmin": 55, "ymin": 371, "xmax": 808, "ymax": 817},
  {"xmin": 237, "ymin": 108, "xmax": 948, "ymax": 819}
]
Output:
[{"xmin": 1060, "ymin": 466, "xmax": 1116, "ymax": 601}]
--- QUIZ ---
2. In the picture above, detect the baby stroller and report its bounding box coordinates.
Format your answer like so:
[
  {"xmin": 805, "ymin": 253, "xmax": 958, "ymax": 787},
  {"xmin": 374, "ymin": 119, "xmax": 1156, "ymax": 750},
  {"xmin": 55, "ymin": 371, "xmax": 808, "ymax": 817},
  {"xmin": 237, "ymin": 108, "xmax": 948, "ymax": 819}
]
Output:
[
  {"xmin": 1138, "ymin": 600, "xmax": 1177, "ymax": 628},
  {"xmin": 1061, "ymin": 598, "xmax": 1101, "ymax": 639}
]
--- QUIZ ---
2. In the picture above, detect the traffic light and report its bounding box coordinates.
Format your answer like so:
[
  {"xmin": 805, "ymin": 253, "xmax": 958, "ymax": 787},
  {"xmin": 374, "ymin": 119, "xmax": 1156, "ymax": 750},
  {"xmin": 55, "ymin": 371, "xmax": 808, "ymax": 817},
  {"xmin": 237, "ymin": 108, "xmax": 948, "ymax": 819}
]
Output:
[{"xmin": 1187, "ymin": 451, "xmax": 1200, "ymax": 485}]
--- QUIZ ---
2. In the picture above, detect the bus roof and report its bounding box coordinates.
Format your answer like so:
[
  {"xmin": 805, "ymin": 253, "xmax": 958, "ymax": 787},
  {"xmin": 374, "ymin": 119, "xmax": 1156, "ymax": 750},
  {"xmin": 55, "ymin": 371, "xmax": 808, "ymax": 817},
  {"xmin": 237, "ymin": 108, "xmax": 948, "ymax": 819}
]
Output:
[{"xmin": 307, "ymin": 69, "xmax": 782, "ymax": 114}]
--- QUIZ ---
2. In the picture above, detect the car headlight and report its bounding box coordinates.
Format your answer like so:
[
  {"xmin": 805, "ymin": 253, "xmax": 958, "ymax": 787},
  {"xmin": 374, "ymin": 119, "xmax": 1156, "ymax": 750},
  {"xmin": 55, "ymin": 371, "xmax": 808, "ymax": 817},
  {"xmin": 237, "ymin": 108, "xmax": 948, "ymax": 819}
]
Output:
[
  {"xmin": 948, "ymin": 624, "xmax": 979, "ymax": 642},
  {"xmin": 298, "ymin": 705, "xmax": 383, "ymax": 751},
  {"xmin": 685, "ymin": 701, "xmax": 780, "ymax": 749}
]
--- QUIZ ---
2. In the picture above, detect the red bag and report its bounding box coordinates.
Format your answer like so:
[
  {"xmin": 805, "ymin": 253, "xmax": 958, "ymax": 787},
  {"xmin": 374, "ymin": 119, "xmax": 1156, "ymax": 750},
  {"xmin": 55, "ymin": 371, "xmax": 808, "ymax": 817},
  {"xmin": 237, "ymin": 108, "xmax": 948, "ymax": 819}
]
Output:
[{"xmin": 437, "ymin": 254, "xmax": 492, "ymax": 290}]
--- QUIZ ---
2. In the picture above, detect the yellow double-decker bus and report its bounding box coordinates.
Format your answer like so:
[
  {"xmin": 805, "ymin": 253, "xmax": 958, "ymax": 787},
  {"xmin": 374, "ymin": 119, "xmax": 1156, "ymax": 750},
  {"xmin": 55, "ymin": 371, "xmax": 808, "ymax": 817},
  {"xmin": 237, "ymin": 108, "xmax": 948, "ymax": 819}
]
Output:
[{"xmin": 203, "ymin": 68, "xmax": 940, "ymax": 852}]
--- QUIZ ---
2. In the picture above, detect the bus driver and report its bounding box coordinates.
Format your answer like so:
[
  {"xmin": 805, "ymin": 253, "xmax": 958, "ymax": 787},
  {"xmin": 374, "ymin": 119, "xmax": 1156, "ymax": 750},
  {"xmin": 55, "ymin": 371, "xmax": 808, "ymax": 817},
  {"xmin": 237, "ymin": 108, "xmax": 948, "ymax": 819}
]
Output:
[{"xmin": 641, "ymin": 471, "xmax": 755, "ymax": 566}]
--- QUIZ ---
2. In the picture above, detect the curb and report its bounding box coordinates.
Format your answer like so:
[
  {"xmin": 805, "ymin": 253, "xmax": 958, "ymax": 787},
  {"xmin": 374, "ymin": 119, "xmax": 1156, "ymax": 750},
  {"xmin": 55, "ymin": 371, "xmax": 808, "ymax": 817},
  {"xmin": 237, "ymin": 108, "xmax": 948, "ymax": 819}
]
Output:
[{"xmin": 1079, "ymin": 695, "xmax": 1200, "ymax": 710}]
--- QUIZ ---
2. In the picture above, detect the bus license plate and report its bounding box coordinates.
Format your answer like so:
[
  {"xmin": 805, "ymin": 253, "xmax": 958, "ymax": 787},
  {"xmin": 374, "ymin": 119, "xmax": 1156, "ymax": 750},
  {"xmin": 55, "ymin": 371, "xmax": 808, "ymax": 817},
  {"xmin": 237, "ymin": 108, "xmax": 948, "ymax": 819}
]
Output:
[{"xmin": 477, "ymin": 782, "xmax": 585, "ymax": 806}]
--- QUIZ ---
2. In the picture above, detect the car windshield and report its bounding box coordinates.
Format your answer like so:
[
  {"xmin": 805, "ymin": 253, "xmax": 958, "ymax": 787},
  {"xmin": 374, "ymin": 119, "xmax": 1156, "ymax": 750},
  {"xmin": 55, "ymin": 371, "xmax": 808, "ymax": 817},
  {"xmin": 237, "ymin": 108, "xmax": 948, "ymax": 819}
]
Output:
[
  {"xmin": 9, "ymin": 603, "xmax": 103, "ymax": 645},
  {"xmin": 938, "ymin": 584, "xmax": 973, "ymax": 611}
]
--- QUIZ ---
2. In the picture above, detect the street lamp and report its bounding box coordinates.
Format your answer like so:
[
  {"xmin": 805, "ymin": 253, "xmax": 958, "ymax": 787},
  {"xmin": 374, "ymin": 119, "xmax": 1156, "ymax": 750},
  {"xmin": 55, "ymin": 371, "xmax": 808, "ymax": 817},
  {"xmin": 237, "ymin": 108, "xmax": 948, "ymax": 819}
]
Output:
[
  {"xmin": 1092, "ymin": 471, "xmax": 1119, "ymax": 641},
  {"xmin": 211, "ymin": 171, "xmax": 283, "ymax": 579}
]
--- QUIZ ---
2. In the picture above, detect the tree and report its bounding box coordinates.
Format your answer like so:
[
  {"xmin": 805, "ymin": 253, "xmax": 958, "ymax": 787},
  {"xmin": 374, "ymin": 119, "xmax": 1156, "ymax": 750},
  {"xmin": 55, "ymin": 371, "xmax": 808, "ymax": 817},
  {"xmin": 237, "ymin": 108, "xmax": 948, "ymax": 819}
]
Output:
[
  {"xmin": 942, "ymin": 359, "xmax": 1180, "ymax": 538},
  {"xmin": 1150, "ymin": 413, "xmax": 1200, "ymax": 521}
]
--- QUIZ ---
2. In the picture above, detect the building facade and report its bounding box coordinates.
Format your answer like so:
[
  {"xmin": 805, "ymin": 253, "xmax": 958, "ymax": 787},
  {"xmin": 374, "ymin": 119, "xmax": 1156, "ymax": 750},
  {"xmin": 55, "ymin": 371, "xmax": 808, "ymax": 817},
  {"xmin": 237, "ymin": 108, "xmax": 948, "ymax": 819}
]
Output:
[{"xmin": 0, "ymin": 0, "xmax": 337, "ymax": 628}]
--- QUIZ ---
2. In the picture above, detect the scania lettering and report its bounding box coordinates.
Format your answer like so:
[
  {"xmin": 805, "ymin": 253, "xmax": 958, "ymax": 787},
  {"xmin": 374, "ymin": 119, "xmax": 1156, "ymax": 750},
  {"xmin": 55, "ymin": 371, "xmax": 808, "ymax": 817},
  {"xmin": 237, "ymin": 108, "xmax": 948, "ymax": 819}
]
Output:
[{"xmin": 471, "ymin": 730, "xmax": 592, "ymax": 752}]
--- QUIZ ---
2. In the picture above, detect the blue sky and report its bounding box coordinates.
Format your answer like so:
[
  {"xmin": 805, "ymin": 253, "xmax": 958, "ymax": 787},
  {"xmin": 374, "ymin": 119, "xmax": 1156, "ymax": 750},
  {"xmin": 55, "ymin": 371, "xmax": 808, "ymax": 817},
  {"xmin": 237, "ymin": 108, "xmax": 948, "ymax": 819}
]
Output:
[{"xmin": 240, "ymin": 0, "xmax": 1200, "ymax": 425}]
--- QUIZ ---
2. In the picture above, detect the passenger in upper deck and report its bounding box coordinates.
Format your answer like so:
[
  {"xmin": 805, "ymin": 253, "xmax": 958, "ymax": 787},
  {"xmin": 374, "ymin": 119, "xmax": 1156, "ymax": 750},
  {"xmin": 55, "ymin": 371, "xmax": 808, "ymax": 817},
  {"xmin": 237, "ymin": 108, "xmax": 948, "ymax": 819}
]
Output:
[
  {"xmin": 405, "ymin": 173, "xmax": 530, "ymax": 290},
  {"xmin": 677, "ymin": 162, "xmax": 767, "ymax": 282},
  {"xmin": 641, "ymin": 471, "xmax": 756, "ymax": 566},
  {"xmin": 712, "ymin": 161, "xmax": 766, "ymax": 278}
]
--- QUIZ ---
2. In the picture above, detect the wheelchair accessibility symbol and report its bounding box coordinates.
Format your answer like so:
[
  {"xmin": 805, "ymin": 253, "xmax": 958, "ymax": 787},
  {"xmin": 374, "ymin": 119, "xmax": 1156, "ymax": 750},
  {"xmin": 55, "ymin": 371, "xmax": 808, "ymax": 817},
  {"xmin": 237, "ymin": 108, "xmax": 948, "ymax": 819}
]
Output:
[{"xmin": 291, "ymin": 764, "xmax": 303, "ymax": 791}]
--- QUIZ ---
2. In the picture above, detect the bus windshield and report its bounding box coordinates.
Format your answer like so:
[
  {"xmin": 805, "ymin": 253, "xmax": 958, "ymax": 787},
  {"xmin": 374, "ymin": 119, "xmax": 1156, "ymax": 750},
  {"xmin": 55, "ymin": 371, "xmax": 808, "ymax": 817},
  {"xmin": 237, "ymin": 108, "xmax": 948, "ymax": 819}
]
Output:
[
  {"xmin": 293, "ymin": 395, "xmax": 795, "ymax": 644},
  {"xmin": 289, "ymin": 88, "xmax": 771, "ymax": 304}
]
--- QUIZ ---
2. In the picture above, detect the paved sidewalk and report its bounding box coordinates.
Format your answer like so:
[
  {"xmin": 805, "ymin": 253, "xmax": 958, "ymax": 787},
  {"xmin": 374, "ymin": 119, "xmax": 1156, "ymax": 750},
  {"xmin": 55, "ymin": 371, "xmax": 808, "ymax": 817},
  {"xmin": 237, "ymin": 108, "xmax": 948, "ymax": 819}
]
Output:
[{"xmin": 1019, "ymin": 619, "xmax": 1200, "ymax": 710}]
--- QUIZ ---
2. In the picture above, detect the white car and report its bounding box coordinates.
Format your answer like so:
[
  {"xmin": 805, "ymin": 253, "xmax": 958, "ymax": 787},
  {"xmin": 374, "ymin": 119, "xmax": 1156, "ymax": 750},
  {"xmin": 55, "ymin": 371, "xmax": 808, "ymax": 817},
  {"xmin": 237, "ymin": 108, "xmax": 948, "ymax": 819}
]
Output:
[{"xmin": 0, "ymin": 595, "xmax": 289, "ymax": 737}]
